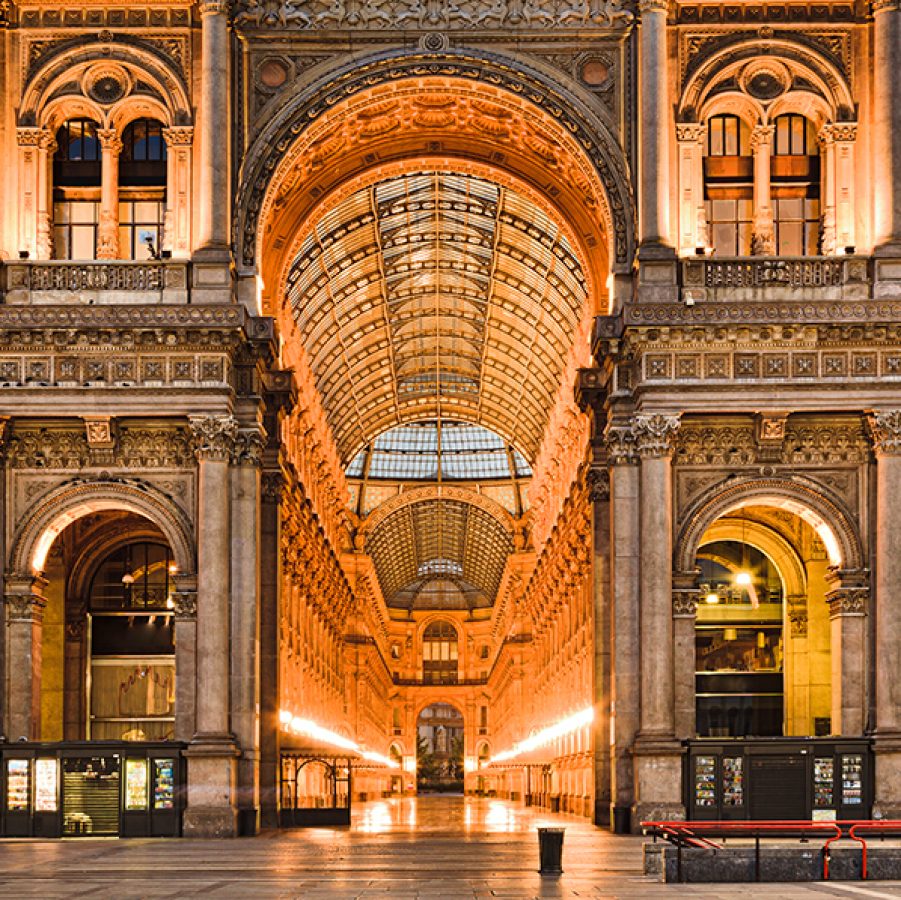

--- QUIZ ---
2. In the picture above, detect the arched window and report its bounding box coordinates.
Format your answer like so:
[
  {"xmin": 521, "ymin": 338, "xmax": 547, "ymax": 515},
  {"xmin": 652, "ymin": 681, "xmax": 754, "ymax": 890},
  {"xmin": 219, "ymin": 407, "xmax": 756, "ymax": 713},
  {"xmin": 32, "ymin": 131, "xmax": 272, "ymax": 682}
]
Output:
[
  {"xmin": 119, "ymin": 119, "xmax": 167, "ymax": 259},
  {"xmin": 422, "ymin": 620, "xmax": 458, "ymax": 684},
  {"xmin": 53, "ymin": 119, "xmax": 101, "ymax": 259},
  {"xmin": 772, "ymin": 114, "xmax": 820, "ymax": 255},
  {"xmin": 704, "ymin": 114, "xmax": 753, "ymax": 255},
  {"xmin": 87, "ymin": 541, "xmax": 176, "ymax": 741}
]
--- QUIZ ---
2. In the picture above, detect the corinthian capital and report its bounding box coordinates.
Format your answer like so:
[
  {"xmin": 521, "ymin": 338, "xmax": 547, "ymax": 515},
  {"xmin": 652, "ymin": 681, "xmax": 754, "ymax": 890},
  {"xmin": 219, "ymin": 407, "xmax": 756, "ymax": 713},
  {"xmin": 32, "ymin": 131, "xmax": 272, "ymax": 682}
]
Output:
[
  {"xmin": 867, "ymin": 410, "xmax": 901, "ymax": 456},
  {"xmin": 234, "ymin": 426, "xmax": 267, "ymax": 466},
  {"xmin": 638, "ymin": 0, "xmax": 669, "ymax": 13},
  {"xmin": 189, "ymin": 414, "xmax": 239, "ymax": 462},
  {"xmin": 603, "ymin": 424, "xmax": 638, "ymax": 465},
  {"xmin": 631, "ymin": 413, "xmax": 681, "ymax": 457},
  {"xmin": 198, "ymin": 0, "xmax": 230, "ymax": 14}
]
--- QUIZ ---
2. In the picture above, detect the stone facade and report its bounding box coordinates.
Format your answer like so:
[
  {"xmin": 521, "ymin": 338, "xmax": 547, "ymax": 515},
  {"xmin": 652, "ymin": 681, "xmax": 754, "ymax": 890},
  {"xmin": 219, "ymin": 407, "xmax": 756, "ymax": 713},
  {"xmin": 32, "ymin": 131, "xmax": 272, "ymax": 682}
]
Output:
[{"xmin": 0, "ymin": 0, "xmax": 898, "ymax": 836}]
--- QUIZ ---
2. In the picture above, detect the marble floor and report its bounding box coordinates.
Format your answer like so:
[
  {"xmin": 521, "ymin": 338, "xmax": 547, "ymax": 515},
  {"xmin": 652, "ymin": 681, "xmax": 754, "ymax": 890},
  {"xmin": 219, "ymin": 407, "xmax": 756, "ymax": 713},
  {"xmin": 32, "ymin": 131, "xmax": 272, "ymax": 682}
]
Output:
[{"xmin": 3, "ymin": 795, "xmax": 901, "ymax": 899}]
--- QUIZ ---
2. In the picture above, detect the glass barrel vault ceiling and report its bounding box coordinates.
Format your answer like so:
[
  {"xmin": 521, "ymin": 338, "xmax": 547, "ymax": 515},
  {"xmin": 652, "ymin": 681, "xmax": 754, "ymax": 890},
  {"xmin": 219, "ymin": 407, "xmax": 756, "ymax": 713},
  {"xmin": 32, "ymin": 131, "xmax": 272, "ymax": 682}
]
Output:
[
  {"xmin": 346, "ymin": 420, "xmax": 532, "ymax": 481},
  {"xmin": 284, "ymin": 170, "xmax": 589, "ymax": 465}
]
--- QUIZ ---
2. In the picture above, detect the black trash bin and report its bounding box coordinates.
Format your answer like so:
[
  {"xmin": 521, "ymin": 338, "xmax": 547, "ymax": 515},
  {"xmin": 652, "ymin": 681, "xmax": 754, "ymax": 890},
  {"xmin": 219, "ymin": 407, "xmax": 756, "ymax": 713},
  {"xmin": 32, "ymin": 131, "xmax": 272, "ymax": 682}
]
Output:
[{"xmin": 537, "ymin": 826, "xmax": 565, "ymax": 875}]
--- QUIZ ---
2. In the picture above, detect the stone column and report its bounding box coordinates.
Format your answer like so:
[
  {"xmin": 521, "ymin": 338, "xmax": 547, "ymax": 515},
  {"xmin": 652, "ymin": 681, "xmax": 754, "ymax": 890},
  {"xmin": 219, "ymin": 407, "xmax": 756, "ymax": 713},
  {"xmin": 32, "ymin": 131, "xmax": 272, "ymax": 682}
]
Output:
[
  {"xmin": 672, "ymin": 572, "xmax": 699, "ymax": 740},
  {"xmin": 259, "ymin": 471, "xmax": 283, "ymax": 828},
  {"xmin": 197, "ymin": 1, "xmax": 230, "ymax": 253},
  {"xmin": 675, "ymin": 123, "xmax": 708, "ymax": 254},
  {"xmin": 873, "ymin": 0, "xmax": 901, "ymax": 252},
  {"xmin": 4, "ymin": 575, "xmax": 47, "ymax": 740},
  {"xmin": 604, "ymin": 424, "xmax": 640, "ymax": 832},
  {"xmin": 632, "ymin": 413, "xmax": 683, "ymax": 825},
  {"xmin": 825, "ymin": 569, "xmax": 868, "ymax": 736},
  {"xmin": 16, "ymin": 128, "xmax": 46, "ymax": 259},
  {"xmin": 588, "ymin": 465, "xmax": 612, "ymax": 826},
  {"xmin": 867, "ymin": 411, "xmax": 901, "ymax": 816},
  {"xmin": 751, "ymin": 124, "xmax": 775, "ymax": 255},
  {"xmin": 231, "ymin": 426, "xmax": 265, "ymax": 835},
  {"xmin": 96, "ymin": 129, "xmax": 123, "ymax": 260},
  {"xmin": 162, "ymin": 126, "xmax": 194, "ymax": 258},
  {"xmin": 172, "ymin": 581, "xmax": 197, "ymax": 742},
  {"xmin": 183, "ymin": 414, "xmax": 239, "ymax": 838},
  {"xmin": 637, "ymin": 0, "xmax": 673, "ymax": 251}
]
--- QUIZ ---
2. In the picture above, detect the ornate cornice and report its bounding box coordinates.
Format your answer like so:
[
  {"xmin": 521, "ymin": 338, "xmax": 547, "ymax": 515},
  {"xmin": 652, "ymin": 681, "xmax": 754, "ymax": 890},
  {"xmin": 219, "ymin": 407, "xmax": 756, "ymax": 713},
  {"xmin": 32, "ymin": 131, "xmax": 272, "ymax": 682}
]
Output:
[
  {"xmin": 632, "ymin": 413, "xmax": 681, "ymax": 458},
  {"xmin": 189, "ymin": 414, "xmax": 239, "ymax": 462},
  {"xmin": 867, "ymin": 410, "xmax": 901, "ymax": 456}
]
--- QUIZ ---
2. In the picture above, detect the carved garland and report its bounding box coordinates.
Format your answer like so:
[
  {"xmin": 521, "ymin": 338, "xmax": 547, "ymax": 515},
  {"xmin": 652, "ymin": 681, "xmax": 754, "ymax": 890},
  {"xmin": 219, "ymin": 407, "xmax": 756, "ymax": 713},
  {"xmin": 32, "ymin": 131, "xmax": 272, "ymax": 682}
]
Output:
[{"xmin": 235, "ymin": 51, "xmax": 635, "ymax": 269}]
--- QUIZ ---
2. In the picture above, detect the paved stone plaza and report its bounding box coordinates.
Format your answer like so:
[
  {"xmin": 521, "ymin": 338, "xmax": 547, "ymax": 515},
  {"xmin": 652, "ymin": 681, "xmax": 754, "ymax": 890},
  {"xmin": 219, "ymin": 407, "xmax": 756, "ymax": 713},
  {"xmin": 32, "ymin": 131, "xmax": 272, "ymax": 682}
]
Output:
[{"xmin": 1, "ymin": 796, "xmax": 901, "ymax": 899}]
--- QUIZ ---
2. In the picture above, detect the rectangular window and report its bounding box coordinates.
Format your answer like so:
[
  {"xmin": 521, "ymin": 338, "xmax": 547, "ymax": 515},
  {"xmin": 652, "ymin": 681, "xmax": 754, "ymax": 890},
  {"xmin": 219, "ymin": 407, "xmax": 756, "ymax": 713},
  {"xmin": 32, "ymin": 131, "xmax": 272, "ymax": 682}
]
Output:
[
  {"xmin": 89, "ymin": 657, "xmax": 175, "ymax": 741},
  {"xmin": 119, "ymin": 198, "xmax": 165, "ymax": 260},
  {"xmin": 53, "ymin": 200, "xmax": 99, "ymax": 260},
  {"xmin": 774, "ymin": 197, "xmax": 820, "ymax": 255},
  {"xmin": 706, "ymin": 198, "xmax": 753, "ymax": 256}
]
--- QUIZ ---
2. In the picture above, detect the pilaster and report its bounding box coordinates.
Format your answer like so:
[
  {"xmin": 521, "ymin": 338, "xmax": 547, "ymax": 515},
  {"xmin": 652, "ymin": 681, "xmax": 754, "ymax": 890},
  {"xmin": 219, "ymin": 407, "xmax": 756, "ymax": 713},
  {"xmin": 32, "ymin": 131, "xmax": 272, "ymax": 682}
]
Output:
[
  {"xmin": 4, "ymin": 575, "xmax": 48, "ymax": 741},
  {"xmin": 824, "ymin": 568, "xmax": 868, "ymax": 737}
]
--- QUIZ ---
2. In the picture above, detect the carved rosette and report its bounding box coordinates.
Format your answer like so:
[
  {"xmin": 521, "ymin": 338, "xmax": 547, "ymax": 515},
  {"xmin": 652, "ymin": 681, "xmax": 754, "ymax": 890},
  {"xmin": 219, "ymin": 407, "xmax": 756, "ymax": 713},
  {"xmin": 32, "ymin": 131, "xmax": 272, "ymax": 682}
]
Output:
[
  {"xmin": 827, "ymin": 587, "xmax": 868, "ymax": 617},
  {"xmin": 234, "ymin": 426, "xmax": 267, "ymax": 467},
  {"xmin": 172, "ymin": 591, "xmax": 197, "ymax": 620},
  {"xmin": 631, "ymin": 413, "xmax": 681, "ymax": 458},
  {"xmin": 867, "ymin": 410, "xmax": 901, "ymax": 456},
  {"xmin": 189, "ymin": 414, "xmax": 239, "ymax": 462}
]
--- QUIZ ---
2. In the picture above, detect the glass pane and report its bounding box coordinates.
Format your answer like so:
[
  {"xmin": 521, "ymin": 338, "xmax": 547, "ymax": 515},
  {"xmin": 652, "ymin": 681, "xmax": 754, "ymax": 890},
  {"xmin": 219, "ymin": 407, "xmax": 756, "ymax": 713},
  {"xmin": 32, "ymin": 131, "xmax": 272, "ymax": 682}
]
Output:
[
  {"xmin": 779, "ymin": 223, "xmax": 803, "ymax": 255},
  {"xmin": 34, "ymin": 758, "xmax": 59, "ymax": 812},
  {"xmin": 7, "ymin": 760, "xmax": 29, "ymax": 811},
  {"xmin": 125, "ymin": 759, "xmax": 149, "ymax": 810},
  {"xmin": 153, "ymin": 759, "xmax": 176, "ymax": 809},
  {"xmin": 711, "ymin": 199, "xmax": 736, "ymax": 221},
  {"xmin": 53, "ymin": 226, "xmax": 70, "ymax": 260},
  {"xmin": 53, "ymin": 202, "xmax": 70, "ymax": 224},
  {"xmin": 71, "ymin": 226, "xmax": 96, "ymax": 260},
  {"xmin": 90, "ymin": 661, "xmax": 175, "ymax": 725},
  {"xmin": 119, "ymin": 201, "xmax": 133, "ymax": 222},
  {"xmin": 134, "ymin": 201, "xmax": 161, "ymax": 222},
  {"xmin": 712, "ymin": 224, "xmax": 736, "ymax": 255},
  {"xmin": 71, "ymin": 202, "xmax": 97, "ymax": 224}
]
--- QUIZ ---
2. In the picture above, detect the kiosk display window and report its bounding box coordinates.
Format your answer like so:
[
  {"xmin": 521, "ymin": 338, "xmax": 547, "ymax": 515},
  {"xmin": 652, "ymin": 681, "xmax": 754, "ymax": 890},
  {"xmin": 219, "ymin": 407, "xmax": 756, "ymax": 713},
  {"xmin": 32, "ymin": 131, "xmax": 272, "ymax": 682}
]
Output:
[
  {"xmin": 813, "ymin": 757, "xmax": 834, "ymax": 808},
  {"xmin": 842, "ymin": 754, "xmax": 863, "ymax": 806},
  {"xmin": 125, "ymin": 759, "xmax": 148, "ymax": 811},
  {"xmin": 153, "ymin": 759, "xmax": 175, "ymax": 809},
  {"xmin": 694, "ymin": 755, "xmax": 717, "ymax": 807},
  {"xmin": 722, "ymin": 756, "xmax": 744, "ymax": 806},
  {"xmin": 6, "ymin": 760, "xmax": 29, "ymax": 811},
  {"xmin": 34, "ymin": 759, "xmax": 59, "ymax": 812}
]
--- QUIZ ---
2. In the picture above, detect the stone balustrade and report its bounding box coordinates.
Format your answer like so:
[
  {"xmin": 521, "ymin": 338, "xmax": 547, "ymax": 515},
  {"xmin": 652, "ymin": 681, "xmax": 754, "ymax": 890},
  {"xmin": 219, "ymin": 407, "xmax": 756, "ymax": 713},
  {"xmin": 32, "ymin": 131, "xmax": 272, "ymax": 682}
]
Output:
[
  {"xmin": 1, "ymin": 260, "xmax": 190, "ymax": 305},
  {"xmin": 681, "ymin": 255, "xmax": 869, "ymax": 303}
]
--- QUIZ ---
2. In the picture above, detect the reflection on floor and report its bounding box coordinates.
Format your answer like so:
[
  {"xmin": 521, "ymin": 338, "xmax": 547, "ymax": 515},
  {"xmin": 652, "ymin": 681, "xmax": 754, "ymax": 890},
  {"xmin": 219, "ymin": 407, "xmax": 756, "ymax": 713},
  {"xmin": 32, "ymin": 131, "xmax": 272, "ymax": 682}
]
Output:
[{"xmin": 2, "ymin": 795, "xmax": 900, "ymax": 899}]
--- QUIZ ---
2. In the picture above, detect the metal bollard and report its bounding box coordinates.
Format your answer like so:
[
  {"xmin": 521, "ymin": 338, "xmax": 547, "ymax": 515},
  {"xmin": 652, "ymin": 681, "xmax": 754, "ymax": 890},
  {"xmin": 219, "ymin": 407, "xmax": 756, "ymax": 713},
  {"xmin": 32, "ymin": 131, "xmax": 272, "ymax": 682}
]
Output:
[{"xmin": 537, "ymin": 826, "xmax": 565, "ymax": 875}]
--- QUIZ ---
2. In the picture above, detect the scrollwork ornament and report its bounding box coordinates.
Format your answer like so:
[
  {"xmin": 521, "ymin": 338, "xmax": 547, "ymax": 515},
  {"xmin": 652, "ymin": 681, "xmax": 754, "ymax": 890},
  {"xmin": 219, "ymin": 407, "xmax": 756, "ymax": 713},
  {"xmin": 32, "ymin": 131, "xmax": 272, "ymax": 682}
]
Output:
[
  {"xmin": 868, "ymin": 410, "xmax": 901, "ymax": 456},
  {"xmin": 188, "ymin": 414, "xmax": 239, "ymax": 462},
  {"xmin": 672, "ymin": 591, "xmax": 698, "ymax": 617},
  {"xmin": 631, "ymin": 413, "xmax": 681, "ymax": 458},
  {"xmin": 234, "ymin": 427, "xmax": 267, "ymax": 467},
  {"xmin": 587, "ymin": 466, "xmax": 611, "ymax": 502},
  {"xmin": 172, "ymin": 591, "xmax": 197, "ymax": 620},
  {"xmin": 603, "ymin": 425, "xmax": 638, "ymax": 465}
]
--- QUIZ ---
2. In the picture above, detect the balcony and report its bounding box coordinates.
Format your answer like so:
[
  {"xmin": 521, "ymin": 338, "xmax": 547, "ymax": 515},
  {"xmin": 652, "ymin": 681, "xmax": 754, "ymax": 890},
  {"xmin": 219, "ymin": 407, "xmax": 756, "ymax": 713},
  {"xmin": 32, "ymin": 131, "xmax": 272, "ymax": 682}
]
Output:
[
  {"xmin": 680, "ymin": 255, "xmax": 869, "ymax": 304},
  {"xmin": 1, "ymin": 260, "xmax": 190, "ymax": 305}
]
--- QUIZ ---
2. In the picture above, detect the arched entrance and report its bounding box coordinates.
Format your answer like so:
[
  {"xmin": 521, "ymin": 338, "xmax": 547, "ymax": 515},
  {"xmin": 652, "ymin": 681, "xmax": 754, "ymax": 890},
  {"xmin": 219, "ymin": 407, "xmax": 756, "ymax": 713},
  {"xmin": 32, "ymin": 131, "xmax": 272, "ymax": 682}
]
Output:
[{"xmin": 416, "ymin": 703, "xmax": 464, "ymax": 793}]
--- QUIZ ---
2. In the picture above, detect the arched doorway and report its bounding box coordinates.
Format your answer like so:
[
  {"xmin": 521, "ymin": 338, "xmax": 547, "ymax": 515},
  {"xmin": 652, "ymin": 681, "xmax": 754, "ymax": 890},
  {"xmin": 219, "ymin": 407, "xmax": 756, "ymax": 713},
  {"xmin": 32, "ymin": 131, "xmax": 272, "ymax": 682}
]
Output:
[{"xmin": 416, "ymin": 703, "xmax": 464, "ymax": 793}]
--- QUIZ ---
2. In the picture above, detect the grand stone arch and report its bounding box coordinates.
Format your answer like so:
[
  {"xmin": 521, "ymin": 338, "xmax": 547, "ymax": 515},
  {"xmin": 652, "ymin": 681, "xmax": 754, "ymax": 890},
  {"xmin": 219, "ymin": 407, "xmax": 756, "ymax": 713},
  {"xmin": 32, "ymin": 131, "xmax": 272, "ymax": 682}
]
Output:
[
  {"xmin": 8, "ymin": 477, "xmax": 196, "ymax": 578},
  {"xmin": 234, "ymin": 48, "xmax": 636, "ymax": 278},
  {"xmin": 675, "ymin": 474, "xmax": 865, "ymax": 575}
]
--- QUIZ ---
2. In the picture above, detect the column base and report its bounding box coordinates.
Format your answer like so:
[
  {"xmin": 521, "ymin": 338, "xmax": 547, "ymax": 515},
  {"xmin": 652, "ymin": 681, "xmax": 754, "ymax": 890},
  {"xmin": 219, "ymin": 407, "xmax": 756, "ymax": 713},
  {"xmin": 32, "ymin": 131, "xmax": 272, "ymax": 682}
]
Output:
[
  {"xmin": 182, "ymin": 734, "xmax": 240, "ymax": 838},
  {"xmin": 873, "ymin": 731, "xmax": 901, "ymax": 817},
  {"xmin": 593, "ymin": 799, "xmax": 611, "ymax": 827},
  {"xmin": 191, "ymin": 250, "xmax": 233, "ymax": 303},
  {"xmin": 611, "ymin": 804, "xmax": 632, "ymax": 834},
  {"xmin": 632, "ymin": 735, "xmax": 685, "ymax": 830}
]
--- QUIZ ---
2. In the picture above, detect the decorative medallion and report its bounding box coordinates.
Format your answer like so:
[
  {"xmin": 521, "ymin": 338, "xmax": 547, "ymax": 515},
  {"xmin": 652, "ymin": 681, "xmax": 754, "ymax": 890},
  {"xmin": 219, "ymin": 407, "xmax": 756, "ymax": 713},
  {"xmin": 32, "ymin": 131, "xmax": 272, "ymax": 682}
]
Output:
[
  {"xmin": 83, "ymin": 63, "xmax": 131, "ymax": 105},
  {"xmin": 739, "ymin": 60, "xmax": 789, "ymax": 101}
]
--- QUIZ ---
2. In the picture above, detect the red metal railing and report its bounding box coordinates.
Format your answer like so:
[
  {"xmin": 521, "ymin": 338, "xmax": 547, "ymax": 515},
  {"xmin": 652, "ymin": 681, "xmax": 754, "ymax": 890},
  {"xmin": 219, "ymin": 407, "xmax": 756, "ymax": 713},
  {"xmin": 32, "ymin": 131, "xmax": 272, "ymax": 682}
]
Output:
[{"xmin": 643, "ymin": 820, "xmax": 901, "ymax": 883}]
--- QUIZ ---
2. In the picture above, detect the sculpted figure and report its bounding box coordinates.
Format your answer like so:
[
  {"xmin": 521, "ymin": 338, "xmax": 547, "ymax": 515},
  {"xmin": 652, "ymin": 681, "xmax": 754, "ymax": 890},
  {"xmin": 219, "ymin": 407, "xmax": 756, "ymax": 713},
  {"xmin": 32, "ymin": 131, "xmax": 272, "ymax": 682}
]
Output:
[{"xmin": 558, "ymin": 0, "xmax": 634, "ymax": 25}]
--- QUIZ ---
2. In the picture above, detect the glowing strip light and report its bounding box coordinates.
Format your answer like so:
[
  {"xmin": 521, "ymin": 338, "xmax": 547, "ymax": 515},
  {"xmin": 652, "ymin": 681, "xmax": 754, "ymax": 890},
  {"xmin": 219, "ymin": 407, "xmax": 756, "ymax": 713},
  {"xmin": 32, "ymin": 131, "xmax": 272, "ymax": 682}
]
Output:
[
  {"xmin": 279, "ymin": 709, "xmax": 399, "ymax": 768},
  {"xmin": 488, "ymin": 706, "xmax": 594, "ymax": 765}
]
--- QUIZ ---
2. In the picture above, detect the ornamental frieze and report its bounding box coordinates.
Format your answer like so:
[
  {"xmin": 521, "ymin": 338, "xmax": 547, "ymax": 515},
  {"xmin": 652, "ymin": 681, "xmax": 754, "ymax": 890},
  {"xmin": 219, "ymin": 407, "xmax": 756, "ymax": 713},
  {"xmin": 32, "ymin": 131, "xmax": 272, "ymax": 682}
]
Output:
[
  {"xmin": 17, "ymin": 7, "xmax": 191, "ymax": 30},
  {"xmin": 233, "ymin": 0, "xmax": 634, "ymax": 30}
]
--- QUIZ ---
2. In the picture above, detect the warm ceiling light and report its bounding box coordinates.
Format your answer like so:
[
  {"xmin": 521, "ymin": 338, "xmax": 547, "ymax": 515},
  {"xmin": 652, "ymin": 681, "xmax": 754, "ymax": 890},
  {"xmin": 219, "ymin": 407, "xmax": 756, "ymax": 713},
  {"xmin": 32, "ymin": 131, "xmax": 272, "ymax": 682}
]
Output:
[
  {"xmin": 705, "ymin": 592, "xmax": 720, "ymax": 605},
  {"xmin": 735, "ymin": 571, "xmax": 752, "ymax": 586},
  {"xmin": 121, "ymin": 572, "xmax": 135, "ymax": 585}
]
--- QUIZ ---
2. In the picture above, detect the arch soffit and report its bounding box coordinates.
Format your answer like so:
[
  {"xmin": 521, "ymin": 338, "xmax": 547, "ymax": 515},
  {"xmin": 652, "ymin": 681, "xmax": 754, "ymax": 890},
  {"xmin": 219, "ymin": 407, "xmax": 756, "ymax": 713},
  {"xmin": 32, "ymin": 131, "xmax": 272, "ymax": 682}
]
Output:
[
  {"xmin": 360, "ymin": 484, "xmax": 516, "ymax": 540},
  {"xmin": 676, "ymin": 475, "xmax": 863, "ymax": 574},
  {"xmin": 680, "ymin": 39, "xmax": 855, "ymax": 124},
  {"xmin": 19, "ymin": 42, "xmax": 191, "ymax": 130},
  {"xmin": 698, "ymin": 517, "xmax": 807, "ymax": 597},
  {"xmin": 414, "ymin": 698, "xmax": 465, "ymax": 721},
  {"xmin": 235, "ymin": 50, "xmax": 635, "ymax": 274},
  {"xmin": 9, "ymin": 478, "xmax": 195, "ymax": 578},
  {"xmin": 418, "ymin": 614, "xmax": 463, "ymax": 644}
]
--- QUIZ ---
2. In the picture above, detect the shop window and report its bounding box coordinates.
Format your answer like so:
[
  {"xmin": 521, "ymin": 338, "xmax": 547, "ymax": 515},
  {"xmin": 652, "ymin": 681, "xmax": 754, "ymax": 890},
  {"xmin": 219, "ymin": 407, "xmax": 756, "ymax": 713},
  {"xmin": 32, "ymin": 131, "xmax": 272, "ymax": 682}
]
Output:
[
  {"xmin": 772, "ymin": 114, "xmax": 821, "ymax": 255},
  {"xmin": 421, "ymin": 620, "xmax": 458, "ymax": 685},
  {"xmin": 119, "ymin": 119, "xmax": 167, "ymax": 259},
  {"xmin": 704, "ymin": 115, "xmax": 753, "ymax": 256},
  {"xmin": 694, "ymin": 540, "xmax": 784, "ymax": 738},
  {"xmin": 52, "ymin": 119, "xmax": 102, "ymax": 260},
  {"xmin": 87, "ymin": 541, "xmax": 176, "ymax": 741}
]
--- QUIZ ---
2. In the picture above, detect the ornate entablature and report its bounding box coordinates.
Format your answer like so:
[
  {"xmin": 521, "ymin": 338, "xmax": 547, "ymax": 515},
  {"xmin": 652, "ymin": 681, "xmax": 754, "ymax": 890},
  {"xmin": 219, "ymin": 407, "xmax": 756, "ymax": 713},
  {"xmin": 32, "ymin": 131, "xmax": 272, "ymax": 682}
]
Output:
[
  {"xmin": 13, "ymin": 4, "xmax": 192, "ymax": 31},
  {"xmin": 232, "ymin": 0, "xmax": 635, "ymax": 31}
]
